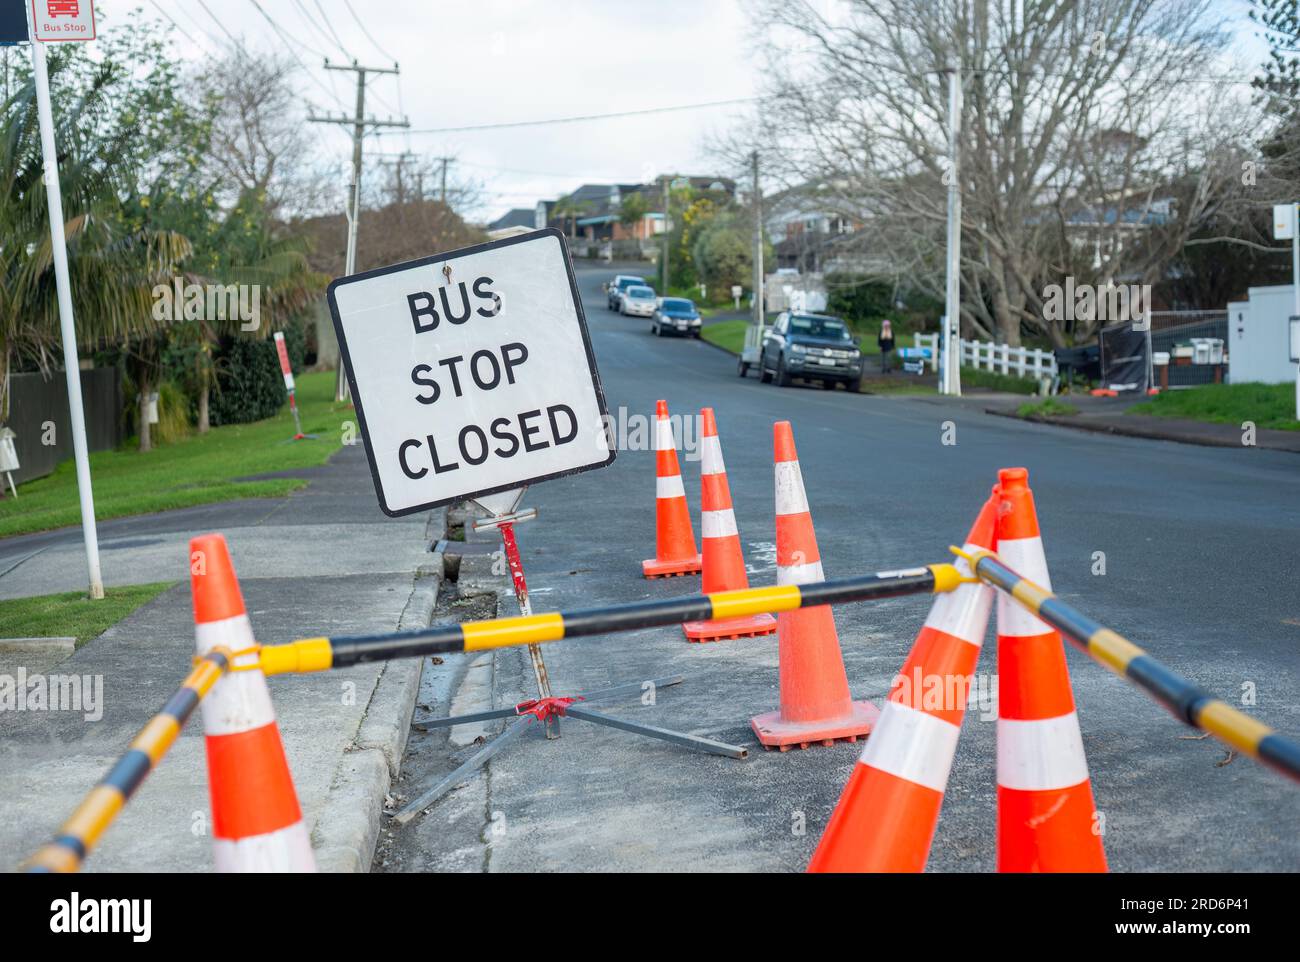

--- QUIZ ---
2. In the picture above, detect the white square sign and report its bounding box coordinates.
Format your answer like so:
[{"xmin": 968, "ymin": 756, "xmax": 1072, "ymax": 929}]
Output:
[
  {"xmin": 30, "ymin": 0, "xmax": 96, "ymax": 42},
  {"xmin": 328, "ymin": 229, "xmax": 615, "ymax": 516}
]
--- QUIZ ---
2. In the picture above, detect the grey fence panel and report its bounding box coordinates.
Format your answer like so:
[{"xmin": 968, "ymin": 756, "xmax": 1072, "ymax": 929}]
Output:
[{"xmin": 5, "ymin": 368, "xmax": 123, "ymax": 485}]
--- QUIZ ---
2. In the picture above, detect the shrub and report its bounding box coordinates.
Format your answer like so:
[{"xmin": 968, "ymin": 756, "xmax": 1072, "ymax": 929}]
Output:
[
  {"xmin": 209, "ymin": 336, "xmax": 283, "ymax": 427},
  {"xmin": 1018, "ymin": 398, "xmax": 1078, "ymax": 418},
  {"xmin": 118, "ymin": 379, "xmax": 191, "ymax": 446},
  {"xmin": 961, "ymin": 366, "xmax": 1039, "ymax": 395}
]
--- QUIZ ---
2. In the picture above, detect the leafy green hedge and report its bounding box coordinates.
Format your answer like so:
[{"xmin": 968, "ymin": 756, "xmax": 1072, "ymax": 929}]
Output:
[
  {"xmin": 960, "ymin": 366, "xmax": 1039, "ymax": 395},
  {"xmin": 209, "ymin": 322, "xmax": 307, "ymax": 427}
]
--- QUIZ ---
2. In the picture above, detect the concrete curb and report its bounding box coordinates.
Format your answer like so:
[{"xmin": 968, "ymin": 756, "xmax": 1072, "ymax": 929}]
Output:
[
  {"xmin": 698, "ymin": 331, "xmax": 739, "ymax": 357},
  {"xmin": 312, "ymin": 511, "xmax": 447, "ymax": 872}
]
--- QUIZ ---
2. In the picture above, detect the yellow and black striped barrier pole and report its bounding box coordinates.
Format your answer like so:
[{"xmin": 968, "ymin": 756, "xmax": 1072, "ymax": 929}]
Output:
[
  {"xmin": 956, "ymin": 546, "xmax": 1300, "ymax": 784},
  {"xmin": 258, "ymin": 563, "xmax": 967, "ymax": 676},
  {"xmin": 24, "ymin": 647, "xmax": 233, "ymax": 872},
  {"xmin": 24, "ymin": 565, "xmax": 960, "ymax": 872}
]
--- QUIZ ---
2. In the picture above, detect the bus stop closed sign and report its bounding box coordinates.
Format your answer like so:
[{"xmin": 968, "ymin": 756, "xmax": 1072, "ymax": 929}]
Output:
[{"xmin": 328, "ymin": 229, "xmax": 614, "ymax": 516}]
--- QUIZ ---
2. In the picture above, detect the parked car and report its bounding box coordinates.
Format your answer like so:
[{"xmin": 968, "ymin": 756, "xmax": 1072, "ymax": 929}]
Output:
[
  {"xmin": 758, "ymin": 311, "xmax": 864, "ymax": 391},
  {"xmin": 620, "ymin": 285, "xmax": 658, "ymax": 318},
  {"xmin": 651, "ymin": 297, "xmax": 702, "ymax": 337},
  {"xmin": 606, "ymin": 274, "xmax": 648, "ymax": 311}
]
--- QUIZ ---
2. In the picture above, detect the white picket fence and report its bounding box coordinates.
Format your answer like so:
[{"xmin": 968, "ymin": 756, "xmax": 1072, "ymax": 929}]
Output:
[
  {"xmin": 959, "ymin": 338, "xmax": 1056, "ymax": 380},
  {"xmin": 908, "ymin": 333, "xmax": 1057, "ymax": 380},
  {"xmin": 912, "ymin": 333, "xmax": 940, "ymax": 371}
]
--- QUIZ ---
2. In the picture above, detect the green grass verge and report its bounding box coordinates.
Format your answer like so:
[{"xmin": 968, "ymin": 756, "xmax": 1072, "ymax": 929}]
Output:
[
  {"xmin": 701, "ymin": 319, "xmax": 748, "ymax": 354},
  {"xmin": 0, "ymin": 582, "xmax": 174, "ymax": 647},
  {"xmin": 1128, "ymin": 383, "xmax": 1300, "ymax": 431},
  {"xmin": 1018, "ymin": 398, "xmax": 1079, "ymax": 418},
  {"xmin": 0, "ymin": 371, "xmax": 354, "ymax": 538},
  {"xmin": 961, "ymin": 367, "xmax": 1039, "ymax": 395}
]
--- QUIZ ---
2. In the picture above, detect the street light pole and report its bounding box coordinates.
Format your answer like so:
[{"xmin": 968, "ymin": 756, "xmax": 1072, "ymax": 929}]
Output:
[
  {"xmin": 661, "ymin": 175, "xmax": 670, "ymax": 295},
  {"xmin": 30, "ymin": 35, "xmax": 103, "ymax": 599},
  {"xmin": 752, "ymin": 150, "xmax": 764, "ymax": 328},
  {"xmin": 1291, "ymin": 203, "xmax": 1299, "ymax": 421},
  {"xmin": 943, "ymin": 62, "xmax": 963, "ymax": 397}
]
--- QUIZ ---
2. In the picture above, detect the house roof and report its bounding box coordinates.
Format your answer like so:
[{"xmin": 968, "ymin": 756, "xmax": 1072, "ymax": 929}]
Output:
[{"xmin": 487, "ymin": 208, "xmax": 535, "ymax": 231}]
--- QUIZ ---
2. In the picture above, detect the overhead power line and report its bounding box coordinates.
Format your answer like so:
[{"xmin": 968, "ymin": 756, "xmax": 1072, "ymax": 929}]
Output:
[
  {"xmin": 392, "ymin": 95, "xmax": 762, "ymax": 135},
  {"xmin": 313, "ymin": 0, "xmax": 355, "ymax": 61},
  {"xmin": 195, "ymin": 0, "xmax": 239, "ymax": 46},
  {"xmin": 292, "ymin": 0, "xmax": 347, "ymax": 60},
  {"xmin": 150, "ymin": 0, "xmax": 200, "ymax": 46},
  {"xmin": 245, "ymin": 0, "xmax": 347, "ymax": 111},
  {"xmin": 344, "ymin": 0, "xmax": 399, "ymax": 64},
  {"xmin": 174, "ymin": 0, "xmax": 223, "ymax": 47},
  {"xmin": 247, "ymin": 0, "xmax": 331, "ymax": 60}
]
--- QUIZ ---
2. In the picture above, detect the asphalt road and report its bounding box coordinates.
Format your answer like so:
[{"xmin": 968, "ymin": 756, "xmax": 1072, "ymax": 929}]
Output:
[{"xmin": 390, "ymin": 261, "xmax": 1300, "ymax": 873}]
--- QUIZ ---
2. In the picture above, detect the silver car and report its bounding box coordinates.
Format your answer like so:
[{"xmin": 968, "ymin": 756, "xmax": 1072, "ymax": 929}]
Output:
[{"xmin": 620, "ymin": 285, "xmax": 658, "ymax": 317}]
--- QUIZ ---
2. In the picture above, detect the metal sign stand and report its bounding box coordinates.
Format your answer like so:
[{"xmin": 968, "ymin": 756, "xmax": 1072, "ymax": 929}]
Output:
[
  {"xmin": 470, "ymin": 487, "xmax": 556, "ymax": 738},
  {"xmin": 390, "ymin": 486, "xmax": 747, "ymax": 825},
  {"xmin": 285, "ymin": 389, "xmax": 317, "ymax": 442}
]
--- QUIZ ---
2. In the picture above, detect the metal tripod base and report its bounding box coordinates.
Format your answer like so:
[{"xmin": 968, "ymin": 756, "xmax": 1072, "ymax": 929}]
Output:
[{"xmin": 391, "ymin": 674, "xmax": 747, "ymax": 825}]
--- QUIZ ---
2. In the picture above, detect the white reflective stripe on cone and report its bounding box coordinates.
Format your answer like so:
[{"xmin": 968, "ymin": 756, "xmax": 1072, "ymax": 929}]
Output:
[
  {"xmin": 194, "ymin": 612, "xmax": 256, "ymax": 659},
  {"xmin": 213, "ymin": 820, "xmax": 315, "ymax": 872},
  {"xmin": 654, "ymin": 417, "xmax": 676, "ymax": 451},
  {"xmin": 774, "ymin": 461, "xmax": 809, "ymax": 516},
  {"xmin": 858, "ymin": 701, "xmax": 961, "ymax": 793},
  {"xmin": 195, "ymin": 613, "xmax": 276, "ymax": 736},
  {"xmin": 996, "ymin": 536, "xmax": 1055, "ymax": 637},
  {"xmin": 777, "ymin": 559, "xmax": 824, "ymax": 586},
  {"xmin": 656, "ymin": 474, "xmax": 685, "ymax": 499},
  {"xmin": 996, "ymin": 712, "xmax": 1090, "ymax": 791},
  {"xmin": 201, "ymin": 673, "xmax": 277, "ymax": 736},
  {"xmin": 700, "ymin": 435, "xmax": 725, "ymax": 476},
  {"xmin": 701, "ymin": 509, "xmax": 738, "ymax": 539},
  {"xmin": 922, "ymin": 542, "xmax": 994, "ymax": 647}
]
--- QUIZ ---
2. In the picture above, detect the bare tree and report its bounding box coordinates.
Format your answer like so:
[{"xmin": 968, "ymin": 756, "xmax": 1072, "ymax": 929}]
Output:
[
  {"xmin": 191, "ymin": 45, "xmax": 331, "ymax": 218},
  {"xmin": 744, "ymin": 0, "xmax": 1242, "ymax": 345}
]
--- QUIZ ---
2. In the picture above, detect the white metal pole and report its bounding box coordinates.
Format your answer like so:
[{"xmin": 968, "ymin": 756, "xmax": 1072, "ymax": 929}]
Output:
[
  {"xmin": 31, "ymin": 37, "xmax": 104, "ymax": 599},
  {"xmin": 944, "ymin": 64, "xmax": 963, "ymax": 397},
  {"xmin": 752, "ymin": 150, "xmax": 764, "ymax": 330},
  {"xmin": 1292, "ymin": 204, "xmax": 1299, "ymax": 420}
]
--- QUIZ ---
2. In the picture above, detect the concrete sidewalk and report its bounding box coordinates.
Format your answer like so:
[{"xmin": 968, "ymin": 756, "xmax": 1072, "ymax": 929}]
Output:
[
  {"xmin": 0, "ymin": 444, "xmax": 442, "ymax": 871},
  {"xmin": 984, "ymin": 394, "xmax": 1300, "ymax": 454}
]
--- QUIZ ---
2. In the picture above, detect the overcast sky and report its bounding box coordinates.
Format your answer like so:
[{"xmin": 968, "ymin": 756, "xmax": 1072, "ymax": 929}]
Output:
[
  {"xmin": 95, "ymin": 0, "xmax": 1269, "ymax": 224},
  {"xmin": 95, "ymin": 0, "xmax": 760, "ymax": 222}
]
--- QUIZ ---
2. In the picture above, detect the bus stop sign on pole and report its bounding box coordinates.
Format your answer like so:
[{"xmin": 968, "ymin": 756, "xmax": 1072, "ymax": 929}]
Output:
[{"xmin": 327, "ymin": 228, "xmax": 615, "ymax": 516}]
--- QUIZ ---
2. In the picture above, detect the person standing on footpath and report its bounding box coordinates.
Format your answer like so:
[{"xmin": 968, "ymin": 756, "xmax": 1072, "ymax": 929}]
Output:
[{"xmin": 878, "ymin": 319, "xmax": 896, "ymax": 373}]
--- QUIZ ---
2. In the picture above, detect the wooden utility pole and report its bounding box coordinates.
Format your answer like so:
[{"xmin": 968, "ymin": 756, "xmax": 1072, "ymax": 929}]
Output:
[
  {"xmin": 309, "ymin": 60, "xmax": 409, "ymax": 401},
  {"xmin": 434, "ymin": 156, "xmax": 454, "ymax": 205}
]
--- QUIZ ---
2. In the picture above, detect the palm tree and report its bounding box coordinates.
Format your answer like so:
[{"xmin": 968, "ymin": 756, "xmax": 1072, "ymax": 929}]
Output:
[
  {"xmin": 552, "ymin": 195, "xmax": 592, "ymax": 239},
  {"xmin": 0, "ymin": 54, "xmax": 186, "ymax": 427}
]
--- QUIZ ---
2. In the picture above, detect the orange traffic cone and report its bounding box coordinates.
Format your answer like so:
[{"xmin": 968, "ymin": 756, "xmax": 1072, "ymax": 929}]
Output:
[
  {"xmin": 642, "ymin": 400, "xmax": 702, "ymax": 578},
  {"xmin": 190, "ymin": 534, "xmax": 315, "ymax": 872},
  {"xmin": 808, "ymin": 495, "xmax": 997, "ymax": 871},
  {"xmin": 993, "ymin": 468, "xmax": 1107, "ymax": 872},
  {"xmin": 682, "ymin": 408, "xmax": 777, "ymax": 642},
  {"xmin": 751, "ymin": 422, "xmax": 878, "ymax": 750}
]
